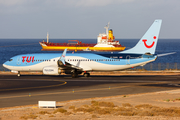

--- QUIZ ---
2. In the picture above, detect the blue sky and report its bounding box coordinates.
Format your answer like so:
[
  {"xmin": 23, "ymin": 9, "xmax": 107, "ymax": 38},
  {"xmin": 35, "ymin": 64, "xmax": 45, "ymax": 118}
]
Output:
[{"xmin": 0, "ymin": 0, "xmax": 180, "ymax": 39}]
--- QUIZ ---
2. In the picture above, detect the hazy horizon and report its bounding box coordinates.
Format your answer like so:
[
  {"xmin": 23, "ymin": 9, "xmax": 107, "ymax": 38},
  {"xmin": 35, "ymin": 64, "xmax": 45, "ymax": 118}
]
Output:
[{"xmin": 0, "ymin": 0, "xmax": 180, "ymax": 39}]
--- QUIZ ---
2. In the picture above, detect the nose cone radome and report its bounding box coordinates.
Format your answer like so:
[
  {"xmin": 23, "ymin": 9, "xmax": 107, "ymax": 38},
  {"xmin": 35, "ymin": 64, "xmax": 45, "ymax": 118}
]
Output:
[
  {"xmin": 3, "ymin": 63, "xmax": 7, "ymax": 68},
  {"xmin": 3, "ymin": 61, "xmax": 9, "ymax": 69}
]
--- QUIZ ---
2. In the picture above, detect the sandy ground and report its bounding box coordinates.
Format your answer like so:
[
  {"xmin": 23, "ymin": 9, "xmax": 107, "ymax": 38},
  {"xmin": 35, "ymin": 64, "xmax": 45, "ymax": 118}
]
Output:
[
  {"xmin": 1, "ymin": 71, "xmax": 180, "ymax": 120},
  {"xmin": 1, "ymin": 89, "xmax": 180, "ymax": 119}
]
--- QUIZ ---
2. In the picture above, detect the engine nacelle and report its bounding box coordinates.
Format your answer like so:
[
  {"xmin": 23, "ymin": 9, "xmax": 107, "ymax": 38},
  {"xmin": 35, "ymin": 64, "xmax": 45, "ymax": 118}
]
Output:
[{"xmin": 43, "ymin": 66, "xmax": 60, "ymax": 75}]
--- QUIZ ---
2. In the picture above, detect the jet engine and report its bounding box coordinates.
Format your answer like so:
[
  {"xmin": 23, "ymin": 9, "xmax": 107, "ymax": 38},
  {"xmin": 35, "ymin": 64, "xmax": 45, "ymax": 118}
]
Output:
[{"xmin": 43, "ymin": 66, "xmax": 61, "ymax": 75}]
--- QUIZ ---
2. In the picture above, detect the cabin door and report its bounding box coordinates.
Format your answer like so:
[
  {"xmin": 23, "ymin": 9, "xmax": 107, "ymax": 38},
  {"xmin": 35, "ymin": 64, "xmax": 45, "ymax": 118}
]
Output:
[
  {"xmin": 17, "ymin": 56, "xmax": 21, "ymax": 65},
  {"xmin": 126, "ymin": 55, "xmax": 130, "ymax": 65}
]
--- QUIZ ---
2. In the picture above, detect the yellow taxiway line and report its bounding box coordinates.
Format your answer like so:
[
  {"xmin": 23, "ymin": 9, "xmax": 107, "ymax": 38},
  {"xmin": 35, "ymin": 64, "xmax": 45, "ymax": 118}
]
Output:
[{"xmin": 0, "ymin": 79, "xmax": 67, "ymax": 92}]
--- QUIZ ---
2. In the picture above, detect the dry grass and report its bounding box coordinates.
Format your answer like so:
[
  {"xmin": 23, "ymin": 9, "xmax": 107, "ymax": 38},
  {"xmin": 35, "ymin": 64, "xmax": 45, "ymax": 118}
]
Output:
[
  {"xmin": 74, "ymin": 101, "xmax": 115, "ymax": 115},
  {"xmin": 122, "ymin": 103, "xmax": 133, "ymax": 107},
  {"xmin": 134, "ymin": 104, "xmax": 180, "ymax": 117},
  {"xmin": 20, "ymin": 113, "xmax": 38, "ymax": 120},
  {"xmin": 135, "ymin": 104, "xmax": 159, "ymax": 109},
  {"xmin": 69, "ymin": 106, "xmax": 75, "ymax": 110},
  {"xmin": 72, "ymin": 101, "xmax": 180, "ymax": 117},
  {"xmin": 39, "ymin": 111, "xmax": 50, "ymax": 115},
  {"xmin": 64, "ymin": 112, "xmax": 72, "ymax": 115},
  {"xmin": 17, "ymin": 101, "xmax": 180, "ymax": 119},
  {"xmin": 92, "ymin": 114, "xmax": 98, "ymax": 118},
  {"xmin": 163, "ymin": 97, "xmax": 180, "ymax": 102},
  {"xmin": 165, "ymin": 99, "xmax": 170, "ymax": 102},
  {"xmin": 49, "ymin": 115, "xmax": 55, "ymax": 117},
  {"xmin": 82, "ymin": 104, "xmax": 89, "ymax": 108},
  {"xmin": 175, "ymin": 98, "xmax": 180, "ymax": 101},
  {"xmin": 91, "ymin": 100, "xmax": 115, "ymax": 107},
  {"xmin": 123, "ymin": 95, "xmax": 127, "ymax": 97},
  {"xmin": 53, "ymin": 108, "xmax": 67, "ymax": 114}
]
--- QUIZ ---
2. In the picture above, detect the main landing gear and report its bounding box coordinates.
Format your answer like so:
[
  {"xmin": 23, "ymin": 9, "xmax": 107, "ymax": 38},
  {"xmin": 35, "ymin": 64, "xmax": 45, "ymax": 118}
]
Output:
[
  {"xmin": 83, "ymin": 72, "xmax": 90, "ymax": 77},
  {"xmin": 71, "ymin": 72, "xmax": 90, "ymax": 78},
  {"xmin": 71, "ymin": 72, "xmax": 78, "ymax": 78}
]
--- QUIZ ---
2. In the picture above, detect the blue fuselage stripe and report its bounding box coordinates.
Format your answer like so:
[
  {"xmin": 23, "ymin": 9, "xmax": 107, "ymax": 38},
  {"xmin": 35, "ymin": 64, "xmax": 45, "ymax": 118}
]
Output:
[{"xmin": 4, "ymin": 53, "xmax": 155, "ymax": 67}]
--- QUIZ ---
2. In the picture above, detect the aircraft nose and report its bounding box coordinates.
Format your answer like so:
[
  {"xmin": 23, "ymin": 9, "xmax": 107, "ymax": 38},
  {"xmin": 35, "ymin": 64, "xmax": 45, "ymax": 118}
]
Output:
[
  {"xmin": 3, "ymin": 61, "xmax": 9, "ymax": 69},
  {"xmin": 3, "ymin": 63, "xmax": 7, "ymax": 68}
]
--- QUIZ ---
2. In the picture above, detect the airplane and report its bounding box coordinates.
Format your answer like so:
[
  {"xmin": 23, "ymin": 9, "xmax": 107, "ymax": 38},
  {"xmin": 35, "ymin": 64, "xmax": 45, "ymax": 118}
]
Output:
[{"xmin": 3, "ymin": 19, "xmax": 173, "ymax": 78}]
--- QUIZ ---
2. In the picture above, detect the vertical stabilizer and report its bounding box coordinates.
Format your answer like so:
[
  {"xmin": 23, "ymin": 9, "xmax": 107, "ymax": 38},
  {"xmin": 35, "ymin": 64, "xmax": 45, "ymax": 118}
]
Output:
[{"xmin": 121, "ymin": 20, "xmax": 162, "ymax": 54}]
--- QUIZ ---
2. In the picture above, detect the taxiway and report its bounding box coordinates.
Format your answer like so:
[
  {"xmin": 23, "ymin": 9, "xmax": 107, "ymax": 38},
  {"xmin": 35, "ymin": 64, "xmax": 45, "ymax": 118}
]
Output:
[{"xmin": 0, "ymin": 74, "xmax": 180, "ymax": 108}]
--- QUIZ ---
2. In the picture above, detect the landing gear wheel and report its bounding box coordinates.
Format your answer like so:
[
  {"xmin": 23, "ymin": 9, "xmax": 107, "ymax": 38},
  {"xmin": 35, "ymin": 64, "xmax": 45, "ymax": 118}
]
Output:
[
  {"xmin": 17, "ymin": 71, "xmax": 21, "ymax": 77},
  {"xmin": 71, "ymin": 73, "xmax": 78, "ymax": 78},
  {"xmin": 83, "ymin": 73, "xmax": 90, "ymax": 77}
]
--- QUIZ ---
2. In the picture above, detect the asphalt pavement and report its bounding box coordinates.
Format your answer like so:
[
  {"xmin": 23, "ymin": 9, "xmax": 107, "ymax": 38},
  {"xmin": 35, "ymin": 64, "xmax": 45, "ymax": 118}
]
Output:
[{"xmin": 0, "ymin": 74, "xmax": 180, "ymax": 108}]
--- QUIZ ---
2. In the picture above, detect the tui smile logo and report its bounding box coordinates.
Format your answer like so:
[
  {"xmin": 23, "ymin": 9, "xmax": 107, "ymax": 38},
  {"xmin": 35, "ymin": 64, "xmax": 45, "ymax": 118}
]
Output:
[{"xmin": 142, "ymin": 36, "xmax": 156, "ymax": 48}]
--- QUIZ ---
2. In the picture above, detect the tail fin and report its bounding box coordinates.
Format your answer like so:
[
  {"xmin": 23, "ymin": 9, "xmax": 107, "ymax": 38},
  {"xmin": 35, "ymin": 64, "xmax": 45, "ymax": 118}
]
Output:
[{"xmin": 121, "ymin": 20, "xmax": 162, "ymax": 54}]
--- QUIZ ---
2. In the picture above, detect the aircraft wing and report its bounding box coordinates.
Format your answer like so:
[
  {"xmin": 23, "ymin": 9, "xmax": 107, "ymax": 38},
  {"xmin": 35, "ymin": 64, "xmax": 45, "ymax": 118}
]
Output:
[
  {"xmin": 58, "ymin": 49, "xmax": 92, "ymax": 71},
  {"xmin": 65, "ymin": 60, "xmax": 92, "ymax": 71},
  {"xmin": 59, "ymin": 48, "xmax": 67, "ymax": 65}
]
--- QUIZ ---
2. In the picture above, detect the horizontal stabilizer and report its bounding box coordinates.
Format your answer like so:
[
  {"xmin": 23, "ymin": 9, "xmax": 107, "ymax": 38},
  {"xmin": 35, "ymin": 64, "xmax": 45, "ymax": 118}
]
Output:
[{"xmin": 157, "ymin": 52, "xmax": 176, "ymax": 57}]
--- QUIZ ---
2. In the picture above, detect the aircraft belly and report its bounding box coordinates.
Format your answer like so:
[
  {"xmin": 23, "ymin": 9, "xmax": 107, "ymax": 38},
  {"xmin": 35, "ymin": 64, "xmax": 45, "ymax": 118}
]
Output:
[{"xmin": 86, "ymin": 59, "xmax": 155, "ymax": 71}]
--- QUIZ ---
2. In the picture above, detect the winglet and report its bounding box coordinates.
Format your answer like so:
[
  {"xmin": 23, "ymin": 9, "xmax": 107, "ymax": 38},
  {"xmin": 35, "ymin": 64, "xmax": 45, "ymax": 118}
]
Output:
[
  {"xmin": 60, "ymin": 48, "xmax": 67, "ymax": 65},
  {"xmin": 121, "ymin": 20, "xmax": 162, "ymax": 54}
]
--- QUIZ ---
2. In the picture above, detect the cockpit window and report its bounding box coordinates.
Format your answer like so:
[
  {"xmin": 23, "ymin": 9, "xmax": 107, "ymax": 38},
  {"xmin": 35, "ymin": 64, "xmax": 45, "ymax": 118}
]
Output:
[{"xmin": 9, "ymin": 59, "xmax": 13, "ymax": 61}]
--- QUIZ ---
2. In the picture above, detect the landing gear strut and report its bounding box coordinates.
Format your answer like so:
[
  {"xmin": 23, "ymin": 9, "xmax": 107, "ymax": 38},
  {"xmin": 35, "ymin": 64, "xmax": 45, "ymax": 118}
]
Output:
[
  {"xmin": 83, "ymin": 73, "xmax": 90, "ymax": 77},
  {"xmin": 71, "ymin": 73, "xmax": 78, "ymax": 78},
  {"xmin": 17, "ymin": 71, "xmax": 21, "ymax": 77}
]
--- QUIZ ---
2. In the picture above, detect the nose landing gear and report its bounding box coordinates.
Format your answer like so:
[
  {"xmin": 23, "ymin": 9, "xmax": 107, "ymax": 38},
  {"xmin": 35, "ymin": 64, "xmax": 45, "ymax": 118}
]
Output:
[{"xmin": 17, "ymin": 71, "xmax": 21, "ymax": 77}]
